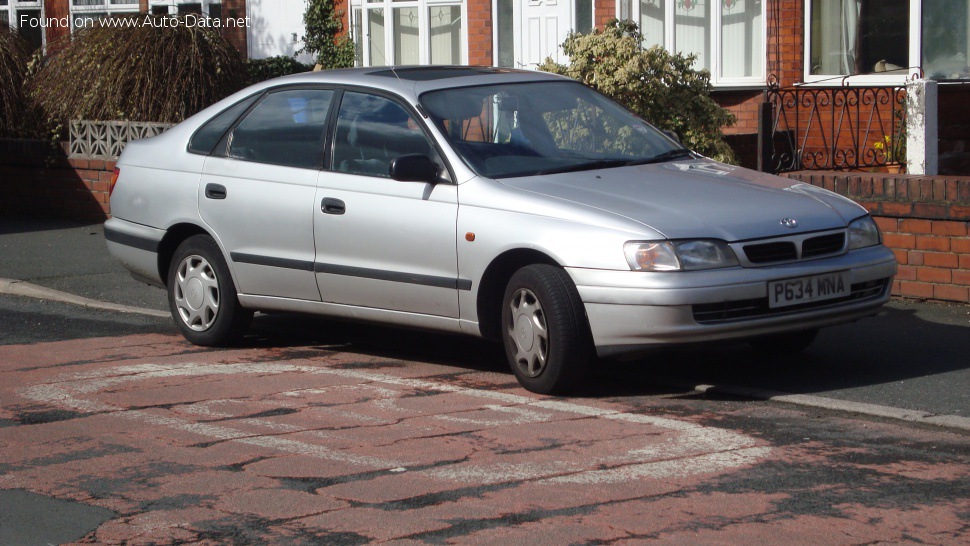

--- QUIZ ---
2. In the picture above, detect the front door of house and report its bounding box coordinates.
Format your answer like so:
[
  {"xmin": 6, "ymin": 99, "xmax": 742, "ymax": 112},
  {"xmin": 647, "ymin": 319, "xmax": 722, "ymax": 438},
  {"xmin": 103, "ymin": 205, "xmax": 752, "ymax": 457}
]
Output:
[{"xmin": 514, "ymin": 0, "xmax": 572, "ymax": 68}]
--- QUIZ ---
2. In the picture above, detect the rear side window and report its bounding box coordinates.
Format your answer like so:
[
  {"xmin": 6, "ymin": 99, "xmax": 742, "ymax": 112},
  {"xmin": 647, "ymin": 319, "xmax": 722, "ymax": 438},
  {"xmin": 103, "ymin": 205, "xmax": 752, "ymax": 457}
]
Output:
[
  {"xmin": 228, "ymin": 89, "xmax": 335, "ymax": 170},
  {"xmin": 188, "ymin": 94, "xmax": 260, "ymax": 155}
]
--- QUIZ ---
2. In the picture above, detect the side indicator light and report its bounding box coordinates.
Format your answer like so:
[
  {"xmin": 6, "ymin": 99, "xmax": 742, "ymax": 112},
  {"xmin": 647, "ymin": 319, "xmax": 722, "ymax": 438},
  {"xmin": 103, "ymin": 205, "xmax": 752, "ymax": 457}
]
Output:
[{"xmin": 465, "ymin": 232, "xmax": 476, "ymax": 242}]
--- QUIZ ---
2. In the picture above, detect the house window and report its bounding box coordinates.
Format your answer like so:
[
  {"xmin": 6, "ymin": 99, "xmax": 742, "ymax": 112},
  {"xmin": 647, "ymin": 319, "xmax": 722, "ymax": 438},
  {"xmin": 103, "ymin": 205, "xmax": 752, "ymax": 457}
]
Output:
[
  {"xmin": 805, "ymin": 1, "xmax": 969, "ymax": 82},
  {"xmin": 620, "ymin": 0, "xmax": 765, "ymax": 86},
  {"xmin": 70, "ymin": 0, "xmax": 140, "ymax": 30},
  {"xmin": 350, "ymin": 0, "xmax": 466, "ymax": 66},
  {"xmin": 147, "ymin": 1, "xmax": 222, "ymax": 17},
  {"xmin": 3, "ymin": 0, "xmax": 44, "ymax": 52},
  {"xmin": 922, "ymin": 0, "xmax": 969, "ymax": 80}
]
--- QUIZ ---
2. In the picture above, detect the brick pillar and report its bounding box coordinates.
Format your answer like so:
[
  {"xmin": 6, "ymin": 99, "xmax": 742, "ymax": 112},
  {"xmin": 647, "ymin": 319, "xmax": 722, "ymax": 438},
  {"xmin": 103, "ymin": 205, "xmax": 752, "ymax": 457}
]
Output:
[
  {"xmin": 466, "ymin": 0, "xmax": 492, "ymax": 66},
  {"xmin": 43, "ymin": 0, "xmax": 70, "ymax": 46},
  {"xmin": 218, "ymin": 0, "xmax": 248, "ymax": 58}
]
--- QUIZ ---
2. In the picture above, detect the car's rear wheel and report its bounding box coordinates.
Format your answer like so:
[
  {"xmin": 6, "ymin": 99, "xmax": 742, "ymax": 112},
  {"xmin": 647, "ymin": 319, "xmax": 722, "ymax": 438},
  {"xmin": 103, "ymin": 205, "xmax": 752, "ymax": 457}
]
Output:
[
  {"xmin": 748, "ymin": 328, "xmax": 819, "ymax": 354},
  {"xmin": 167, "ymin": 234, "xmax": 251, "ymax": 346},
  {"xmin": 501, "ymin": 264, "xmax": 594, "ymax": 395}
]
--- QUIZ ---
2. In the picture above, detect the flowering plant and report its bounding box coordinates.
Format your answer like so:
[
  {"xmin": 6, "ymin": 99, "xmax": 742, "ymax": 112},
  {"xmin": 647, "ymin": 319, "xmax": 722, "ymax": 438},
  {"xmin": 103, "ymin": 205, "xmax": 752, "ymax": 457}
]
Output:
[{"xmin": 873, "ymin": 133, "xmax": 906, "ymax": 163}]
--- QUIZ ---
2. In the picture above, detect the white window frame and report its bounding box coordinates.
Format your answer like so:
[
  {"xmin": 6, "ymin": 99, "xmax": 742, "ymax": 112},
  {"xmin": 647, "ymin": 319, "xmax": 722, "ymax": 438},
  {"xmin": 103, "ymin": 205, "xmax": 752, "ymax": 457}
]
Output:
[
  {"xmin": 350, "ymin": 0, "xmax": 468, "ymax": 67},
  {"xmin": 148, "ymin": 1, "xmax": 223, "ymax": 17},
  {"xmin": 617, "ymin": 0, "xmax": 767, "ymax": 88},
  {"xmin": 803, "ymin": 0, "xmax": 922, "ymax": 86}
]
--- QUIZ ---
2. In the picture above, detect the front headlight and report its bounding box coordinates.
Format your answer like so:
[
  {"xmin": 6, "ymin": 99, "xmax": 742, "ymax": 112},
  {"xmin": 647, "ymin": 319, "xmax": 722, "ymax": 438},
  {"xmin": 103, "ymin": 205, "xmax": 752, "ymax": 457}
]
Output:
[
  {"xmin": 624, "ymin": 240, "xmax": 739, "ymax": 271},
  {"xmin": 848, "ymin": 216, "xmax": 881, "ymax": 249}
]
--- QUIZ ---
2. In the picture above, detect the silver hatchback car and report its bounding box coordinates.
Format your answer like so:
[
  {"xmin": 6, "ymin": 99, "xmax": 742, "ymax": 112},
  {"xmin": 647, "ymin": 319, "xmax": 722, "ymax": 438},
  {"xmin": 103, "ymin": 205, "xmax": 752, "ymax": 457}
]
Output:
[{"xmin": 105, "ymin": 66, "xmax": 896, "ymax": 394}]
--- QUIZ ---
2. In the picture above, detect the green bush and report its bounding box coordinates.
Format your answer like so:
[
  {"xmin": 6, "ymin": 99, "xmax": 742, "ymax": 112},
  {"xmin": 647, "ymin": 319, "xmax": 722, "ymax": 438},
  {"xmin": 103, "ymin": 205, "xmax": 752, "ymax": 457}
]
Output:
[
  {"xmin": 300, "ymin": 0, "xmax": 355, "ymax": 69},
  {"xmin": 246, "ymin": 56, "xmax": 313, "ymax": 85},
  {"xmin": 30, "ymin": 16, "xmax": 247, "ymax": 125},
  {"xmin": 540, "ymin": 20, "xmax": 737, "ymax": 164},
  {"xmin": 0, "ymin": 27, "xmax": 31, "ymax": 138}
]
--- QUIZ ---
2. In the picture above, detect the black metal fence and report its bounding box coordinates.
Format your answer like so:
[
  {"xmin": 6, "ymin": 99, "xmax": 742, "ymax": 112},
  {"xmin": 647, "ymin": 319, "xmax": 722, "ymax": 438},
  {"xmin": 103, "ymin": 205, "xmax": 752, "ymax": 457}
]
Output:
[{"xmin": 759, "ymin": 77, "xmax": 907, "ymax": 174}]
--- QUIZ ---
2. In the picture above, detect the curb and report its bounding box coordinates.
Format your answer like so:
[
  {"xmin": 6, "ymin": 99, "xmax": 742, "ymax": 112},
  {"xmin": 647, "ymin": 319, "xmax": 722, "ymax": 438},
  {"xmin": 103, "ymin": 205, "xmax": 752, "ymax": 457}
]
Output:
[
  {"xmin": 0, "ymin": 278, "xmax": 169, "ymax": 319},
  {"xmin": 690, "ymin": 383, "xmax": 970, "ymax": 433}
]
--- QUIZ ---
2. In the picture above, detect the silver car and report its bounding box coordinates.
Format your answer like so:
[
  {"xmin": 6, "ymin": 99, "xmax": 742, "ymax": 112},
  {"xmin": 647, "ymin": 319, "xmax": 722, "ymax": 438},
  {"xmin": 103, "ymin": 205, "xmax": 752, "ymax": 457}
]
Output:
[{"xmin": 105, "ymin": 67, "xmax": 897, "ymax": 394}]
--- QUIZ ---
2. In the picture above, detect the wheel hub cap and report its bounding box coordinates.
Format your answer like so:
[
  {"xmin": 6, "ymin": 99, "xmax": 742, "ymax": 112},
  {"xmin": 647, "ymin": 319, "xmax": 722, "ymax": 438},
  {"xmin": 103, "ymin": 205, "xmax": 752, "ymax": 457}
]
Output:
[
  {"xmin": 173, "ymin": 254, "xmax": 220, "ymax": 332},
  {"xmin": 507, "ymin": 288, "xmax": 548, "ymax": 378},
  {"xmin": 514, "ymin": 314, "xmax": 535, "ymax": 351}
]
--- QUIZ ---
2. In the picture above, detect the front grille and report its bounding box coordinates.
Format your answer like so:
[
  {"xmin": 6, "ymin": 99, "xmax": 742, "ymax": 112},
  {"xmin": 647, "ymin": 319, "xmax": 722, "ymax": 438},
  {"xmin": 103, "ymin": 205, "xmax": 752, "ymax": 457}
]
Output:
[
  {"xmin": 802, "ymin": 233, "xmax": 846, "ymax": 258},
  {"xmin": 692, "ymin": 278, "xmax": 891, "ymax": 324},
  {"xmin": 743, "ymin": 241, "xmax": 797, "ymax": 263}
]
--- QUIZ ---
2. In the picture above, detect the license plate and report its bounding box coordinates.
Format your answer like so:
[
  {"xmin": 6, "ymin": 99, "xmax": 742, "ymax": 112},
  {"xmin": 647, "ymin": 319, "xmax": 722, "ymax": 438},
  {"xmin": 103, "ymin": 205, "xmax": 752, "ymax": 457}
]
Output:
[{"xmin": 768, "ymin": 271, "xmax": 851, "ymax": 309}]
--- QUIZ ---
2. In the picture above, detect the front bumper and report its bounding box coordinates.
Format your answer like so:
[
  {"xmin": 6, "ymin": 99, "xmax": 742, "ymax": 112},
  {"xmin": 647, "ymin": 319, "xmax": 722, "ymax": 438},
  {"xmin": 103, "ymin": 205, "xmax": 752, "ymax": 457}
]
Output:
[{"xmin": 567, "ymin": 245, "xmax": 897, "ymax": 357}]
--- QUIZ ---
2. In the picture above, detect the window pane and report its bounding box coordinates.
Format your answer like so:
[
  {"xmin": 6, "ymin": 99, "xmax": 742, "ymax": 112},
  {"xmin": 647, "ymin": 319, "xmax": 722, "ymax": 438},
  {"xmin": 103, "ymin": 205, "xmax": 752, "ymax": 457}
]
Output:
[
  {"xmin": 189, "ymin": 93, "xmax": 259, "ymax": 155},
  {"xmin": 333, "ymin": 93, "xmax": 436, "ymax": 178},
  {"xmin": 353, "ymin": 8, "xmax": 363, "ymax": 66},
  {"xmin": 721, "ymin": 0, "xmax": 762, "ymax": 78},
  {"xmin": 810, "ymin": 0, "xmax": 909, "ymax": 76},
  {"xmin": 17, "ymin": 8, "xmax": 41, "ymax": 51},
  {"xmin": 639, "ymin": 0, "xmax": 665, "ymax": 48},
  {"xmin": 430, "ymin": 5, "xmax": 461, "ymax": 65},
  {"xmin": 368, "ymin": 8, "xmax": 386, "ymax": 66},
  {"xmin": 576, "ymin": 0, "xmax": 592, "ymax": 34},
  {"xmin": 923, "ymin": 0, "xmax": 970, "ymax": 80},
  {"xmin": 675, "ymin": 0, "xmax": 710, "ymax": 70},
  {"xmin": 496, "ymin": 0, "xmax": 514, "ymax": 67},
  {"xmin": 229, "ymin": 90, "xmax": 335, "ymax": 169},
  {"xmin": 394, "ymin": 7, "xmax": 419, "ymax": 65}
]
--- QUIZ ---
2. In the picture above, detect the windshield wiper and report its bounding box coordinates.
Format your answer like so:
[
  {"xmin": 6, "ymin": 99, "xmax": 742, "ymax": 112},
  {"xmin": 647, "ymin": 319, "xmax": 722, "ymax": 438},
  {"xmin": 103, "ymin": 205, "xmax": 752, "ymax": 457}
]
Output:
[
  {"xmin": 534, "ymin": 159, "xmax": 632, "ymax": 176},
  {"xmin": 626, "ymin": 149, "xmax": 694, "ymax": 166}
]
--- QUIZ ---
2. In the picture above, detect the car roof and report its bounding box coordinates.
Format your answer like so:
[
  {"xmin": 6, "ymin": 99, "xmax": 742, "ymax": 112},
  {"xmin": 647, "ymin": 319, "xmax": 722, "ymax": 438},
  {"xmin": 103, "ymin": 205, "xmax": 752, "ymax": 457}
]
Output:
[{"xmin": 262, "ymin": 65, "xmax": 571, "ymax": 101}]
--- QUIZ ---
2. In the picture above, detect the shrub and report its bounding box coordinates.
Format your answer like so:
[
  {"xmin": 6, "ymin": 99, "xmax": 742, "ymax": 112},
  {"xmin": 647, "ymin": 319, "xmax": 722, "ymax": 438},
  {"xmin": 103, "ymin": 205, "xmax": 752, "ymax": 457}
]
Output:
[
  {"xmin": 300, "ymin": 0, "xmax": 355, "ymax": 69},
  {"xmin": 0, "ymin": 27, "xmax": 31, "ymax": 137},
  {"xmin": 30, "ymin": 15, "xmax": 247, "ymax": 125},
  {"xmin": 246, "ymin": 56, "xmax": 313, "ymax": 85},
  {"xmin": 540, "ymin": 20, "xmax": 737, "ymax": 164}
]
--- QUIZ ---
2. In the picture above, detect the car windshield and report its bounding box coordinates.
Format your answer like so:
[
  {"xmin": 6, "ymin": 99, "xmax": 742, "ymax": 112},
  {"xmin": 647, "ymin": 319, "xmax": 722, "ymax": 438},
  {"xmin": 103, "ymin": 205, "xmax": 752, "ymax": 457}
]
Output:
[{"xmin": 420, "ymin": 81, "xmax": 689, "ymax": 178}]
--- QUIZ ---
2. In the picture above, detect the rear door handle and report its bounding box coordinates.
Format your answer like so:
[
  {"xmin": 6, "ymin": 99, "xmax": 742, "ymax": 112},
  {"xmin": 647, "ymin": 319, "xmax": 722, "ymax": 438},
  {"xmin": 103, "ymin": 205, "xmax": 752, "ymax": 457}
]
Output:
[
  {"xmin": 322, "ymin": 197, "xmax": 345, "ymax": 215},
  {"xmin": 205, "ymin": 183, "xmax": 227, "ymax": 200}
]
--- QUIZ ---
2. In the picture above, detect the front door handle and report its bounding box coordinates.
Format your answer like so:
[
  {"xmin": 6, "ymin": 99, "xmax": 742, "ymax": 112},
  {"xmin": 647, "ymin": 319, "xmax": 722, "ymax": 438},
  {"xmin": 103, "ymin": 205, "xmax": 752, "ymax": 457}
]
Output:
[
  {"xmin": 205, "ymin": 183, "xmax": 227, "ymax": 200},
  {"xmin": 322, "ymin": 197, "xmax": 345, "ymax": 215}
]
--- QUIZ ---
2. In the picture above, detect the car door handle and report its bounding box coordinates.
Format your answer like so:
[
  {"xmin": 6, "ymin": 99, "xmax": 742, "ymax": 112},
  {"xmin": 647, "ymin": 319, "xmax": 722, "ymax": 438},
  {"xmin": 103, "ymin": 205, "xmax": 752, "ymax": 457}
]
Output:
[
  {"xmin": 205, "ymin": 183, "xmax": 227, "ymax": 200},
  {"xmin": 322, "ymin": 197, "xmax": 345, "ymax": 215}
]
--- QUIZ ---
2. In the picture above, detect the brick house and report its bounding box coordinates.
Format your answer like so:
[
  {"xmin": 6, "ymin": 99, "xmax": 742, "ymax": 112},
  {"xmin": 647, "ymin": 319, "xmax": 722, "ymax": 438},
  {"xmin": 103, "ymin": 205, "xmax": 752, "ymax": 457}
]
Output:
[{"xmin": 7, "ymin": 1, "xmax": 967, "ymax": 171}]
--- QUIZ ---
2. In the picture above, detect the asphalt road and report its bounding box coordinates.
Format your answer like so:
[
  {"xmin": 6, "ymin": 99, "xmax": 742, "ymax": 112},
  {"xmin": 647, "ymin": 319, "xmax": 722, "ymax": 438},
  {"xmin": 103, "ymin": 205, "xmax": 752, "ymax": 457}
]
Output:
[{"xmin": 2, "ymin": 215, "xmax": 969, "ymax": 419}]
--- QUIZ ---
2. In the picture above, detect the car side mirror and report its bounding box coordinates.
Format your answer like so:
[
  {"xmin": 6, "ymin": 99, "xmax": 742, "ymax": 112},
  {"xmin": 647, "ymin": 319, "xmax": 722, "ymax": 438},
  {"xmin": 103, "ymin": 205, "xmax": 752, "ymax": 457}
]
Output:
[
  {"xmin": 389, "ymin": 155, "xmax": 439, "ymax": 183},
  {"xmin": 662, "ymin": 129, "xmax": 681, "ymax": 144}
]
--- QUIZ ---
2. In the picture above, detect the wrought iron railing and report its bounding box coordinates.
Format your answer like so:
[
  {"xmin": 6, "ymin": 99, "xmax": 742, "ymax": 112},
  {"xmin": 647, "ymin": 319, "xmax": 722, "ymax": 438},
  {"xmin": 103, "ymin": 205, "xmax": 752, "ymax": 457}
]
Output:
[
  {"xmin": 70, "ymin": 120, "xmax": 174, "ymax": 160},
  {"xmin": 760, "ymin": 76, "xmax": 907, "ymax": 173}
]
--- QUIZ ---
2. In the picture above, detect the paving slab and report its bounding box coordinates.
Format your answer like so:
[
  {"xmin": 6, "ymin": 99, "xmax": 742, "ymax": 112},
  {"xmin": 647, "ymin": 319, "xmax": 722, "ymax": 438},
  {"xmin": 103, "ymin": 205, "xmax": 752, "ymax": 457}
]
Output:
[{"xmin": 1, "ymin": 333, "xmax": 967, "ymax": 543}]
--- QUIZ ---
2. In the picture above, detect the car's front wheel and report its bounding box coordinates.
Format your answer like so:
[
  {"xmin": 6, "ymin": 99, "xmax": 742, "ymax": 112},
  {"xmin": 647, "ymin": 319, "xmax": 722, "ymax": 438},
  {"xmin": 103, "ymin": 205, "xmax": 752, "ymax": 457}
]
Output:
[
  {"xmin": 501, "ymin": 264, "xmax": 594, "ymax": 395},
  {"xmin": 167, "ymin": 234, "xmax": 252, "ymax": 346}
]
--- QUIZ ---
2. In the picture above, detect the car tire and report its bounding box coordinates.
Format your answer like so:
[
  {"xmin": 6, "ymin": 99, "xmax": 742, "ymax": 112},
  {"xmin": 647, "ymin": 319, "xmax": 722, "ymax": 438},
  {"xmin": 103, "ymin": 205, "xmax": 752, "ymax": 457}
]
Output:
[
  {"xmin": 501, "ymin": 264, "xmax": 594, "ymax": 395},
  {"xmin": 167, "ymin": 234, "xmax": 252, "ymax": 346},
  {"xmin": 748, "ymin": 328, "xmax": 819, "ymax": 354}
]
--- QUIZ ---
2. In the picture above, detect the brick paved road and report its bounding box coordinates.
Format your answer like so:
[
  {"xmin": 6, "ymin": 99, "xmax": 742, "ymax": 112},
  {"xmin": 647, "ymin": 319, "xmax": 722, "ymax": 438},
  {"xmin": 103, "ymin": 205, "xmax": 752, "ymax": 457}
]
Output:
[{"xmin": 1, "ymin": 331, "xmax": 967, "ymax": 544}]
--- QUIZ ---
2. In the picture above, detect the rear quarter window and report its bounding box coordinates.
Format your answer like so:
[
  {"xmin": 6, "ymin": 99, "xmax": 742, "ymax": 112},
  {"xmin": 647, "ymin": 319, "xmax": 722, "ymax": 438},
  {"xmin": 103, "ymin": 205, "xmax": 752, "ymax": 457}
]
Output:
[{"xmin": 187, "ymin": 94, "xmax": 260, "ymax": 155}]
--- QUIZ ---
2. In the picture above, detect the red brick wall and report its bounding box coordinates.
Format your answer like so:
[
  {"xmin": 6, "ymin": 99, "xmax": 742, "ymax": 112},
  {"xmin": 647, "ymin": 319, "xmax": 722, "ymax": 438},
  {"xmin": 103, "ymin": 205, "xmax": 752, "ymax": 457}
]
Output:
[
  {"xmin": 0, "ymin": 140, "xmax": 112, "ymax": 222},
  {"xmin": 784, "ymin": 171, "xmax": 970, "ymax": 303},
  {"xmin": 467, "ymin": 0, "xmax": 493, "ymax": 66},
  {"xmin": 221, "ymin": 0, "xmax": 249, "ymax": 57}
]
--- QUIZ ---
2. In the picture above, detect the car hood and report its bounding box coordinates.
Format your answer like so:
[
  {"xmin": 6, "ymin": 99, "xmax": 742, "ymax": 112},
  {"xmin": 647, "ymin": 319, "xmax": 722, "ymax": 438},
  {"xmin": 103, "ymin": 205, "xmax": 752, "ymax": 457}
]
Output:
[{"xmin": 497, "ymin": 159, "xmax": 866, "ymax": 241}]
